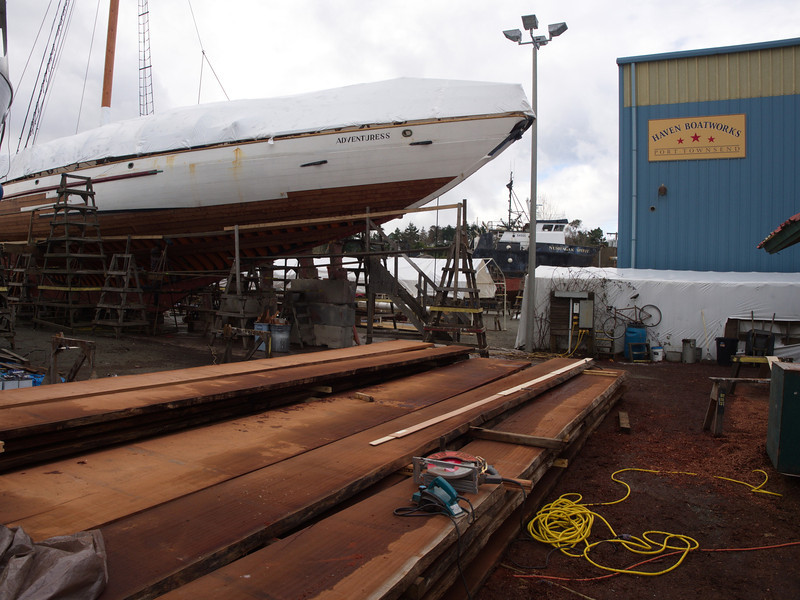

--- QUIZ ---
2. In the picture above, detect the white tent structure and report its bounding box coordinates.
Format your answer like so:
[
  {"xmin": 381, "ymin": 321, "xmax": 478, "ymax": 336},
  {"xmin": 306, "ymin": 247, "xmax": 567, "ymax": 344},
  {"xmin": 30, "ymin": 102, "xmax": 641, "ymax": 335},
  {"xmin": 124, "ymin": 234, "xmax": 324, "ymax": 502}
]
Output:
[
  {"xmin": 393, "ymin": 257, "xmax": 496, "ymax": 300},
  {"xmin": 517, "ymin": 267, "xmax": 800, "ymax": 360}
]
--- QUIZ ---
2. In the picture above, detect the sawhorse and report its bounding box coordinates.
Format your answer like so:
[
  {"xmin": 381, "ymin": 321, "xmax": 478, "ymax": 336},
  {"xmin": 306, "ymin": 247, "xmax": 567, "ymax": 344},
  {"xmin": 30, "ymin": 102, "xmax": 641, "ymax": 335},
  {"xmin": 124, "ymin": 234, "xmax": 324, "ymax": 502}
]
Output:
[
  {"xmin": 703, "ymin": 376, "xmax": 770, "ymax": 436},
  {"xmin": 728, "ymin": 355, "xmax": 778, "ymax": 393},
  {"xmin": 48, "ymin": 333, "xmax": 97, "ymax": 384},
  {"xmin": 211, "ymin": 324, "xmax": 272, "ymax": 363}
]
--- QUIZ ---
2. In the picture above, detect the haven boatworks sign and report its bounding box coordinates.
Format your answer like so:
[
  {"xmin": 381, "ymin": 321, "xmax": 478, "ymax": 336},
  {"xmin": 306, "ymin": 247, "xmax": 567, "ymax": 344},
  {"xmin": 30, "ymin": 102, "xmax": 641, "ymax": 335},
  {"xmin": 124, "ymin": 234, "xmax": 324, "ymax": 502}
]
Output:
[{"xmin": 648, "ymin": 114, "xmax": 746, "ymax": 161}]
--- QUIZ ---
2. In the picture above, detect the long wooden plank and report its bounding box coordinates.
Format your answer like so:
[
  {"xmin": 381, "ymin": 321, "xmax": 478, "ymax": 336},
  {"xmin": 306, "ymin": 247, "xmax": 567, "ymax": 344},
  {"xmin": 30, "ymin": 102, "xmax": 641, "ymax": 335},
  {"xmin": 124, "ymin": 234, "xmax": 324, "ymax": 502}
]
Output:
[
  {"xmin": 369, "ymin": 358, "xmax": 592, "ymax": 445},
  {"xmin": 0, "ymin": 346, "xmax": 473, "ymax": 471},
  {"xmin": 228, "ymin": 202, "xmax": 462, "ymax": 232},
  {"xmin": 0, "ymin": 345, "xmax": 469, "ymax": 436},
  {"xmin": 0, "ymin": 339, "xmax": 433, "ymax": 409},
  {"xmin": 1, "ymin": 358, "xmax": 528, "ymax": 540},
  {"xmin": 157, "ymin": 369, "xmax": 625, "ymax": 599},
  {"xmin": 0, "ymin": 348, "xmax": 473, "ymax": 472},
  {"xmin": 88, "ymin": 359, "xmax": 585, "ymax": 600},
  {"xmin": 469, "ymin": 426, "xmax": 566, "ymax": 449}
]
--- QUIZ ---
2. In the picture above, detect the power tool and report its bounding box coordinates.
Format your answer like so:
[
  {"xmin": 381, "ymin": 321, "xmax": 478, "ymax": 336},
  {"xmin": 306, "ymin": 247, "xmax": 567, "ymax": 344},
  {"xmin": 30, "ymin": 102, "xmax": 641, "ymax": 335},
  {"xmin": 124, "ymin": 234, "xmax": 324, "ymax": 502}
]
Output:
[
  {"xmin": 411, "ymin": 476, "xmax": 464, "ymax": 516},
  {"xmin": 413, "ymin": 450, "xmax": 504, "ymax": 494}
]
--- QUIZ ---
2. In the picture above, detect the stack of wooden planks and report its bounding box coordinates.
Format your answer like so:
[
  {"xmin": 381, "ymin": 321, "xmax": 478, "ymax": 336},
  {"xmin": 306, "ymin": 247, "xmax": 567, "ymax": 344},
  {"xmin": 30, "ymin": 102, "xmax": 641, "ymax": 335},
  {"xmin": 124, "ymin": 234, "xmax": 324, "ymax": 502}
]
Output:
[
  {"xmin": 0, "ymin": 341, "xmax": 470, "ymax": 471},
  {"xmin": 0, "ymin": 340, "xmax": 625, "ymax": 599}
]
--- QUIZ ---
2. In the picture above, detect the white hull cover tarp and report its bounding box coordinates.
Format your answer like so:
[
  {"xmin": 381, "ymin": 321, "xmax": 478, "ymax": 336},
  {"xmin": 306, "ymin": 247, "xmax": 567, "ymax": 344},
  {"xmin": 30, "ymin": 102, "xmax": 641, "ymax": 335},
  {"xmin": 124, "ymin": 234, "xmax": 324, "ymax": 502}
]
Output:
[{"xmin": 4, "ymin": 78, "xmax": 532, "ymax": 181}]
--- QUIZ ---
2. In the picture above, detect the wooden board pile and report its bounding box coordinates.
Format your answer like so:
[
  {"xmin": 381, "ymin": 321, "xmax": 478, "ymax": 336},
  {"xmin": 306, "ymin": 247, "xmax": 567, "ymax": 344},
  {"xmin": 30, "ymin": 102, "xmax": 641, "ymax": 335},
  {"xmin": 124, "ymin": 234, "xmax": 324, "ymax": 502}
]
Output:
[{"xmin": 0, "ymin": 340, "xmax": 625, "ymax": 600}]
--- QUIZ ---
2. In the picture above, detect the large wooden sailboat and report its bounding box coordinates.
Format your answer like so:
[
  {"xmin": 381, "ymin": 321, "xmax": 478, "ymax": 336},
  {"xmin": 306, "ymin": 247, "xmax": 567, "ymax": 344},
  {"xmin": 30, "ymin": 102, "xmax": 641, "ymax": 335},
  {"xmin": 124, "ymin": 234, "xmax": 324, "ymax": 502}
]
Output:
[{"xmin": 1, "ymin": 78, "xmax": 533, "ymax": 272}]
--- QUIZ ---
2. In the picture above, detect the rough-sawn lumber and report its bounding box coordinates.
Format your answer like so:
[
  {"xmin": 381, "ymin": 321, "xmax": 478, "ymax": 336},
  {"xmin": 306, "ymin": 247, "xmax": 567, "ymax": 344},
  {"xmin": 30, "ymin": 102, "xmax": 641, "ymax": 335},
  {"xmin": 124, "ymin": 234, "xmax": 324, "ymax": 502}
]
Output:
[
  {"xmin": 0, "ymin": 345, "xmax": 471, "ymax": 470},
  {"xmin": 94, "ymin": 358, "xmax": 587, "ymax": 599},
  {"xmin": 1, "ymin": 357, "xmax": 529, "ymax": 540},
  {"xmin": 157, "ymin": 368, "xmax": 625, "ymax": 600}
]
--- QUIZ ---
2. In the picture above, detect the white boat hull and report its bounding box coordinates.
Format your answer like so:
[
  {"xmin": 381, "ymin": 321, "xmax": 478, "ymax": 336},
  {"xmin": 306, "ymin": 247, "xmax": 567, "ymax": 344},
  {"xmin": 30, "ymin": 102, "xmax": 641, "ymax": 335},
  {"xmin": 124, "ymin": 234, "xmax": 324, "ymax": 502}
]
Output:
[
  {"xmin": 0, "ymin": 78, "xmax": 532, "ymax": 271},
  {"xmin": 2, "ymin": 115, "xmax": 523, "ymax": 215}
]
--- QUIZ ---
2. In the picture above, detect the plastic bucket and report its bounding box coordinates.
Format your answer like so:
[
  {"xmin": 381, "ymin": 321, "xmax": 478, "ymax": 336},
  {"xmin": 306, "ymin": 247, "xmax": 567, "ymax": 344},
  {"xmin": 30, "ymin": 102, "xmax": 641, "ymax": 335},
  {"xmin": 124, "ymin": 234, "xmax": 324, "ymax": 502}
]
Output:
[
  {"xmin": 271, "ymin": 323, "xmax": 291, "ymax": 353},
  {"xmin": 651, "ymin": 346, "xmax": 664, "ymax": 362}
]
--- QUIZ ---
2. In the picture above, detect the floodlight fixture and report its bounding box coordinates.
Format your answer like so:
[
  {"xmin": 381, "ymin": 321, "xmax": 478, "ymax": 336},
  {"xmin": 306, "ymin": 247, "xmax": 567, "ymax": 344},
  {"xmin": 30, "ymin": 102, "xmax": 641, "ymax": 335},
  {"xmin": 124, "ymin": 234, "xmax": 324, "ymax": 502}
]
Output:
[
  {"xmin": 501, "ymin": 12, "xmax": 568, "ymax": 354},
  {"xmin": 521, "ymin": 14, "xmax": 539, "ymax": 31}
]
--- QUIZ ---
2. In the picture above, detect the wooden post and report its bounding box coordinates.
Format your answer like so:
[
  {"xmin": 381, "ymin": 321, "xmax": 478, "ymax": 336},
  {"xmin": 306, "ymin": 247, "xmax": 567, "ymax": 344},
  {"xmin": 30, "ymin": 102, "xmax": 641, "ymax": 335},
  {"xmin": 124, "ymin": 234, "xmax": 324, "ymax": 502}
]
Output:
[
  {"xmin": 101, "ymin": 0, "xmax": 120, "ymax": 116},
  {"xmin": 234, "ymin": 224, "xmax": 241, "ymax": 296},
  {"xmin": 365, "ymin": 208, "xmax": 373, "ymax": 345}
]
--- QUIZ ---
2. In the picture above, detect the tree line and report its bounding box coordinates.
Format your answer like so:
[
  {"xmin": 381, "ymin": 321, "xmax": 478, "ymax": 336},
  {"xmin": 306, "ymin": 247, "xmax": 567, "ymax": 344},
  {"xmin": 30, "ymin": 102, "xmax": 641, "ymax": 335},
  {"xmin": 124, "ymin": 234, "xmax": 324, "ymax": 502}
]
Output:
[{"xmin": 388, "ymin": 220, "xmax": 609, "ymax": 251}]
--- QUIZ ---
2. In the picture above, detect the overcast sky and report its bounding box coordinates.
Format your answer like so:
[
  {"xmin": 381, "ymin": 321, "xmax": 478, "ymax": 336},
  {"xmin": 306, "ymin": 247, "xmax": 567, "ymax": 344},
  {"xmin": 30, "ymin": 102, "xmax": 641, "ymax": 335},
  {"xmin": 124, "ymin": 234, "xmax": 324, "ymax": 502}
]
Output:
[{"xmin": 4, "ymin": 1, "xmax": 799, "ymax": 237}]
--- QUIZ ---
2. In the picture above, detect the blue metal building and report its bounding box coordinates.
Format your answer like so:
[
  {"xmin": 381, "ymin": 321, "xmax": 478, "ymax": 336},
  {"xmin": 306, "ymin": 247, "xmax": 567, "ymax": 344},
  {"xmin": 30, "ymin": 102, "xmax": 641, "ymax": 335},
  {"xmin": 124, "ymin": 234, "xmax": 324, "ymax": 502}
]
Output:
[{"xmin": 617, "ymin": 38, "xmax": 800, "ymax": 272}]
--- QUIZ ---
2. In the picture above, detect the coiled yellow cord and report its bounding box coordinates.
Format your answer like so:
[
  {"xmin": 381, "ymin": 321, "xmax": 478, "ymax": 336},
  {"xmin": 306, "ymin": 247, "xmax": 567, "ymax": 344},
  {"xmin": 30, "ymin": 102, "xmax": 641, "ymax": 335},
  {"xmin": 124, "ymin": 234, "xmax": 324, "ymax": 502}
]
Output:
[{"xmin": 526, "ymin": 468, "xmax": 780, "ymax": 576}]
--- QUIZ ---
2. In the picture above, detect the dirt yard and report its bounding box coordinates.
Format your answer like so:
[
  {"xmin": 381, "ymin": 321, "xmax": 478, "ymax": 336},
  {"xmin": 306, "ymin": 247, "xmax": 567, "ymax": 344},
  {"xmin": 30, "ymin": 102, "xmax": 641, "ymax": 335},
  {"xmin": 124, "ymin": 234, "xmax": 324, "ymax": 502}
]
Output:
[
  {"xmin": 479, "ymin": 358, "xmax": 800, "ymax": 600},
  {"xmin": 3, "ymin": 322, "xmax": 799, "ymax": 599}
]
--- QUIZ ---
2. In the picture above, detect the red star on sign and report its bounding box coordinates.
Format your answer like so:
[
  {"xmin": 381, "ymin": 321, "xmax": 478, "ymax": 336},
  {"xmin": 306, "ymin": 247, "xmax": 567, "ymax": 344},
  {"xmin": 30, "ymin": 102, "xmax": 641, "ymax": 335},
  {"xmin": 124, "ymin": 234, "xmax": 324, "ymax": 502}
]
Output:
[
  {"xmin": 708, "ymin": 136, "xmax": 715, "ymax": 142},
  {"xmin": 677, "ymin": 138, "xmax": 684, "ymax": 144},
  {"xmin": 691, "ymin": 134, "xmax": 700, "ymax": 142}
]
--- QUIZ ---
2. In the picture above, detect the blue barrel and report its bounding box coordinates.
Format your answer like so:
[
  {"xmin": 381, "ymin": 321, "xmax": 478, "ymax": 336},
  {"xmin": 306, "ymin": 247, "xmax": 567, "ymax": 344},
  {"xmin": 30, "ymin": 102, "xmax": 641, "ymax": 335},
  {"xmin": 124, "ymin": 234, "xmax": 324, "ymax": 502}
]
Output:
[{"xmin": 624, "ymin": 325, "xmax": 647, "ymax": 359}]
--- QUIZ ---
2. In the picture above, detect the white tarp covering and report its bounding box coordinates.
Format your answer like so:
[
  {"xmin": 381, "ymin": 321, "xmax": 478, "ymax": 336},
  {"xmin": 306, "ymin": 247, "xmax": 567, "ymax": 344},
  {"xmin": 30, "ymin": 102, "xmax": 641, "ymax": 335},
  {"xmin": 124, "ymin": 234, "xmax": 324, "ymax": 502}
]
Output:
[
  {"xmin": 516, "ymin": 266, "xmax": 800, "ymax": 359},
  {"xmin": 394, "ymin": 257, "xmax": 496, "ymax": 299},
  {"xmin": 4, "ymin": 78, "xmax": 532, "ymax": 181}
]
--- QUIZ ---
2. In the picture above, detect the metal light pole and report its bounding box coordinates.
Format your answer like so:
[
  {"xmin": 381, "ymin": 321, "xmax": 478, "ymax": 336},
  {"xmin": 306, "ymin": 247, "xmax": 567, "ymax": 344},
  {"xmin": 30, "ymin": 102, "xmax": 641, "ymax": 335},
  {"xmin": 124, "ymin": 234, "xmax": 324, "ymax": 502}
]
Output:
[{"xmin": 503, "ymin": 15, "xmax": 567, "ymax": 352}]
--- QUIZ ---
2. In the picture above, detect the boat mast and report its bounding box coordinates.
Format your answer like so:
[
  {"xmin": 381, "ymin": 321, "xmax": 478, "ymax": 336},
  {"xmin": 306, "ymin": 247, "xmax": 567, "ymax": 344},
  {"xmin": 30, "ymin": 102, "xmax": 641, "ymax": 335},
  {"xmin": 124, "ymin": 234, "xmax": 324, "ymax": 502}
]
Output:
[
  {"xmin": 0, "ymin": 0, "xmax": 7, "ymax": 56},
  {"xmin": 506, "ymin": 172, "xmax": 514, "ymax": 229},
  {"xmin": 0, "ymin": 0, "xmax": 10, "ymax": 149},
  {"xmin": 101, "ymin": 0, "xmax": 120, "ymax": 124}
]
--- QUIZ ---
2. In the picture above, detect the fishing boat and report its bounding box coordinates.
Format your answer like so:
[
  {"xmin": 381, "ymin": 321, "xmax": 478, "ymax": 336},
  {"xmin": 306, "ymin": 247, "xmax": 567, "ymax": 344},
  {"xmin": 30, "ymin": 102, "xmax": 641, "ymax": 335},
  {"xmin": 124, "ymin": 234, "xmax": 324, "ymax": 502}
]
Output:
[
  {"xmin": 474, "ymin": 220, "xmax": 598, "ymax": 294},
  {"xmin": 472, "ymin": 175, "xmax": 598, "ymax": 297},
  {"xmin": 0, "ymin": 78, "xmax": 533, "ymax": 272}
]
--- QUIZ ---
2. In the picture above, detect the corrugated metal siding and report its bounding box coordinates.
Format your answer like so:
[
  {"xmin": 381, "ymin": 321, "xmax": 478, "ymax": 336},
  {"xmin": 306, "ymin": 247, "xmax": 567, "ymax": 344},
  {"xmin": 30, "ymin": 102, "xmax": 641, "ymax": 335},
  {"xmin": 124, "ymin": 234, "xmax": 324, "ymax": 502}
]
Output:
[
  {"xmin": 617, "ymin": 93, "xmax": 800, "ymax": 272},
  {"xmin": 621, "ymin": 45, "xmax": 800, "ymax": 107}
]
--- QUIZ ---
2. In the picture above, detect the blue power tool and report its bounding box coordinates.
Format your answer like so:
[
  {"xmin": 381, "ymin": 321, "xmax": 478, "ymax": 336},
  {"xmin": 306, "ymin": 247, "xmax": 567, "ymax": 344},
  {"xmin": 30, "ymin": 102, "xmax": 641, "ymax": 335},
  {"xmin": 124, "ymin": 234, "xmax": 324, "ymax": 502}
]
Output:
[{"xmin": 411, "ymin": 476, "xmax": 464, "ymax": 516}]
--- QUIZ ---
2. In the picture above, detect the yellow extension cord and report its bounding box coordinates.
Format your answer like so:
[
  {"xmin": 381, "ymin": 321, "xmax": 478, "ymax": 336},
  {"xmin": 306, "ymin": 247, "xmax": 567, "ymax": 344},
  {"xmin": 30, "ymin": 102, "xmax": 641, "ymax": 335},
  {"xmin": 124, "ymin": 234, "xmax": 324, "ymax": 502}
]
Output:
[{"xmin": 526, "ymin": 468, "xmax": 781, "ymax": 576}]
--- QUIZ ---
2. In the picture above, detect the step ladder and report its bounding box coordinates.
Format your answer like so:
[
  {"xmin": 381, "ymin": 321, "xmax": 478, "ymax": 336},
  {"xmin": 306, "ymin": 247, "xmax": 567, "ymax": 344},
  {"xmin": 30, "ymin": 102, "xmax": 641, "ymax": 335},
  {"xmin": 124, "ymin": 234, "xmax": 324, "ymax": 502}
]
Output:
[
  {"xmin": 5, "ymin": 253, "xmax": 37, "ymax": 318},
  {"xmin": 288, "ymin": 292, "xmax": 314, "ymax": 348},
  {"xmin": 93, "ymin": 253, "xmax": 150, "ymax": 337},
  {"xmin": 594, "ymin": 335, "xmax": 614, "ymax": 358},
  {"xmin": 423, "ymin": 208, "xmax": 488, "ymax": 356},
  {"xmin": 33, "ymin": 174, "xmax": 107, "ymax": 330},
  {"xmin": 0, "ymin": 265, "xmax": 14, "ymax": 348}
]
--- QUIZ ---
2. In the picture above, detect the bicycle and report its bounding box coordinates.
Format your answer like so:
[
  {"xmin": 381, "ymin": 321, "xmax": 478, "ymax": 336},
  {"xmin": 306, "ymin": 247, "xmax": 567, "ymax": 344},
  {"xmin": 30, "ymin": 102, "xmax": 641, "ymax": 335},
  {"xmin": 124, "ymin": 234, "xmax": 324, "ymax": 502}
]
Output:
[{"xmin": 601, "ymin": 301, "xmax": 662, "ymax": 340}]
